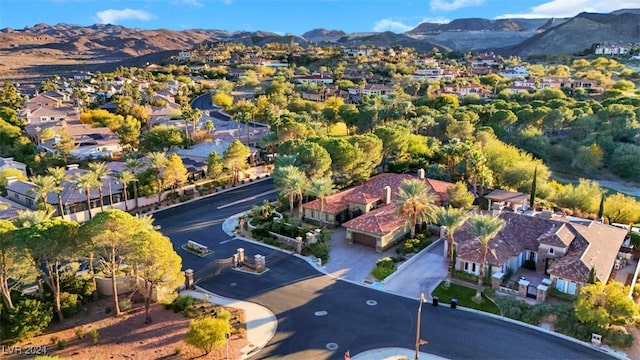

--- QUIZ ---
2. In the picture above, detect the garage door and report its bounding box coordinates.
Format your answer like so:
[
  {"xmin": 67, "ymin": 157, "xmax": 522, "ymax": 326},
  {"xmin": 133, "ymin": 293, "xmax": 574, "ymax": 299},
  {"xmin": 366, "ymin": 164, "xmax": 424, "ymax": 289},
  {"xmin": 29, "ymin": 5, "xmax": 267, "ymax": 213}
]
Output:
[{"xmin": 353, "ymin": 232, "xmax": 377, "ymax": 248}]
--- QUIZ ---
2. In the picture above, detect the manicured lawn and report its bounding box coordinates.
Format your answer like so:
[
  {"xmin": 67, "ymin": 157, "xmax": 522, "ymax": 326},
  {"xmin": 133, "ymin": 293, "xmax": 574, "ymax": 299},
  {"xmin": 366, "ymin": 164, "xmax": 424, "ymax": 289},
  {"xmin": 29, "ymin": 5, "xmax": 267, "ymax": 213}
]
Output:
[{"xmin": 431, "ymin": 281, "xmax": 501, "ymax": 315}]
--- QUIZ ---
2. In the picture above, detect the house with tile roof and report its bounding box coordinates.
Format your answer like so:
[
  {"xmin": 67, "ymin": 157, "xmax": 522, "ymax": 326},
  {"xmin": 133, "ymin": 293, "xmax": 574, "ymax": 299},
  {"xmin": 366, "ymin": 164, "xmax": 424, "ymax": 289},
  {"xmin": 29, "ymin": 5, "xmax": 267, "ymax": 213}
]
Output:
[
  {"xmin": 453, "ymin": 211, "xmax": 628, "ymax": 296},
  {"xmin": 302, "ymin": 170, "xmax": 455, "ymax": 252},
  {"xmin": 5, "ymin": 164, "xmax": 124, "ymax": 218}
]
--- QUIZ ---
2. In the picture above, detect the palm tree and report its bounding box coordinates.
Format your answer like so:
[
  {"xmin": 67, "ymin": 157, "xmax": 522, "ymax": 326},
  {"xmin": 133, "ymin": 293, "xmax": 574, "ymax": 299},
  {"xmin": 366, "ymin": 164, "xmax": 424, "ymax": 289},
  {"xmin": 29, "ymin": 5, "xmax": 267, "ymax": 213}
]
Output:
[
  {"xmin": 394, "ymin": 179, "xmax": 439, "ymax": 238},
  {"xmin": 146, "ymin": 152, "xmax": 168, "ymax": 203},
  {"xmin": 124, "ymin": 157, "xmax": 142, "ymax": 209},
  {"xmin": 468, "ymin": 214, "xmax": 506, "ymax": 300},
  {"xmin": 74, "ymin": 172, "xmax": 100, "ymax": 220},
  {"xmin": 273, "ymin": 166, "xmax": 308, "ymax": 221},
  {"xmin": 28, "ymin": 175, "xmax": 59, "ymax": 214},
  {"xmin": 47, "ymin": 167, "xmax": 70, "ymax": 219},
  {"xmin": 115, "ymin": 171, "xmax": 136, "ymax": 211},
  {"xmin": 434, "ymin": 207, "xmax": 468, "ymax": 271},
  {"xmin": 306, "ymin": 177, "xmax": 335, "ymax": 226},
  {"xmin": 88, "ymin": 162, "xmax": 112, "ymax": 210}
]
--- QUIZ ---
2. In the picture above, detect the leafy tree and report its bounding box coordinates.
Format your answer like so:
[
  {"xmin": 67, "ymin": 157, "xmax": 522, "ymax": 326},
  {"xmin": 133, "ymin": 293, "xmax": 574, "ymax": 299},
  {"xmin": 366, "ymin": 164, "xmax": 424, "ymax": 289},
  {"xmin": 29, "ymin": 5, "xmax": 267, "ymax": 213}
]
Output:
[
  {"xmin": 433, "ymin": 207, "xmax": 468, "ymax": 271},
  {"xmin": 322, "ymin": 137, "xmax": 361, "ymax": 182},
  {"xmin": 81, "ymin": 210, "xmax": 151, "ymax": 317},
  {"xmin": 291, "ymin": 141, "xmax": 332, "ymax": 178},
  {"xmin": 1, "ymin": 298, "xmax": 52, "ymax": 343},
  {"xmin": 447, "ymin": 181, "xmax": 474, "ymax": 209},
  {"xmin": 0, "ymin": 220, "xmax": 34, "ymax": 309},
  {"xmin": 162, "ymin": 153, "xmax": 188, "ymax": 190},
  {"xmin": 131, "ymin": 230, "xmax": 182, "ymax": 323},
  {"xmin": 575, "ymin": 282, "xmax": 638, "ymax": 328},
  {"xmin": 609, "ymin": 144, "xmax": 640, "ymax": 181},
  {"xmin": 0, "ymin": 81, "xmax": 25, "ymax": 109},
  {"xmin": 140, "ymin": 125, "xmax": 186, "ymax": 152},
  {"xmin": 468, "ymin": 214, "xmax": 505, "ymax": 299},
  {"xmin": 53, "ymin": 130, "xmax": 76, "ymax": 163},
  {"xmin": 212, "ymin": 92, "xmax": 233, "ymax": 110},
  {"xmin": 395, "ymin": 179, "xmax": 439, "ymax": 237},
  {"xmin": 114, "ymin": 115, "xmax": 141, "ymax": 150},
  {"xmin": 223, "ymin": 140, "xmax": 250, "ymax": 184},
  {"xmin": 349, "ymin": 134, "xmax": 384, "ymax": 175},
  {"xmin": 553, "ymin": 179, "xmax": 603, "ymax": 215},
  {"xmin": 374, "ymin": 125, "xmax": 410, "ymax": 168},
  {"xmin": 273, "ymin": 165, "xmax": 308, "ymax": 218},
  {"xmin": 603, "ymin": 193, "xmax": 640, "ymax": 224},
  {"xmin": 185, "ymin": 316, "xmax": 231, "ymax": 355},
  {"xmin": 206, "ymin": 151, "xmax": 224, "ymax": 180},
  {"xmin": 15, "ymin": 218, "xmax": 80, "ymax": 321},
  {"xmin": 146, "ymin": 152, "xmax": 168, "ymax": 203}
]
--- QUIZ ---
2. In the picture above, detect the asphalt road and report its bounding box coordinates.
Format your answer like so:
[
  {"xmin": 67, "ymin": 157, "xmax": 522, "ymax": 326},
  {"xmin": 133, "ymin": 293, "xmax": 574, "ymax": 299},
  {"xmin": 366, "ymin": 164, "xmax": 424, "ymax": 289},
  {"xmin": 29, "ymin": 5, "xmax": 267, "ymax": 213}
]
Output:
[{"xmin": 153, "ymin": 180, "xmax": 615, "ymax": 360}]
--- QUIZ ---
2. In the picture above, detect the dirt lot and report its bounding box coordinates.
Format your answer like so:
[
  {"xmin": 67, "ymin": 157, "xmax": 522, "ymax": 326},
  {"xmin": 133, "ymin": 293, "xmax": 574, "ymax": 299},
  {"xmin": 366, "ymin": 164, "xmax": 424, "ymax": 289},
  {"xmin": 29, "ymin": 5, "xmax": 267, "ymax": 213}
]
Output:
[{"xmin": 12, "ymin": 298, "xmax": 247, "ymax": 360}]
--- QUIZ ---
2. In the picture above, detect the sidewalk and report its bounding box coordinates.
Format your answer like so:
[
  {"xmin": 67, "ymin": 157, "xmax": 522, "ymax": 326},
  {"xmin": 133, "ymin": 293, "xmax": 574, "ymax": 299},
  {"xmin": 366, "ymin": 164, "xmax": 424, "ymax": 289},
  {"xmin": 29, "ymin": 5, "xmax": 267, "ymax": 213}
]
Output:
[{"xmin": 182, "ymin": 287, "xmax": 277, "ymax": 359}]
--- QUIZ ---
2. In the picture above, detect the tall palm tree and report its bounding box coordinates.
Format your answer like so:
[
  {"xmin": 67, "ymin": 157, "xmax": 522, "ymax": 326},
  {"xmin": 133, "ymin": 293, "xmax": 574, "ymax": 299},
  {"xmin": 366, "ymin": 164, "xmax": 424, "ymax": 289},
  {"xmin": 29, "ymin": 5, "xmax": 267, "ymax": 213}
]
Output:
[
  {"xmin": 394, "ymin": 179, "xmax": 439, "ymax": 238},
  {"xmin": 114, "ymin": 171, "xmax": 136, "ymax": 212},
  {"xmin": 47, "ymin": 166, "xmax": 70, "ymax": 219},
  {"xmin": 146, "ymin": 152, "xmax": 168, "ymax": 203},
  {"xmin": 306, "ymin": 177, "xmax": 335, "ymax": 226},
  {"xmin": 468, "ymin": 214, "xmax": 506, "ymax": 300},
  {"xmin": 28, "ymin": 175, "xmax": 59, "ymax": 214},
  {"xmin": 434, "ymin": 207, "xmax": 468, "ymax": 271},
  {"xmin": 88, "ymin": 162, "xmax": 112, "ymax": 210},
  {"xmin": 124, "ymin": 157, "xmax": 142, "ymax": 209},
  {"xmin": 273, "ymin": 165, "xmax": 308, "ymax": 221},
  {"xmin": 74, "ymin": 172, "xmax": 100, "ymax": 220}
]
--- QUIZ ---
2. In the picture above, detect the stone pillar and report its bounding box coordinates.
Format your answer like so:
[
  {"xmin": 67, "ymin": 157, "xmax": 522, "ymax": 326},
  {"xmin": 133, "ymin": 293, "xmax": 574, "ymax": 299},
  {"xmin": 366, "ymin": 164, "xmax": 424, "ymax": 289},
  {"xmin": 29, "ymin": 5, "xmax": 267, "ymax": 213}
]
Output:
[
  {"xmin": 295, "ymin": 237, "xmax": 303, "ymax": 254},
  {"xmin": 491, "ymin": 272, "xmax": 504, "ymax": 290},
  {"xmin": 255, "ymin": 254, "xmax": 266, "ymax": 273},
  {"xmin": 184, "ymin": 269, "xmax": 194, "ymax": 290},
  {"xmin": 232, "ymin": 254, "xmax": 239, "ymax": 268},
  {"xmin": 536, "ymin": 284, "xmax": 548, "ymax": 303},
  {"xmin": 518, "ymin": 279, "xmax": 529, "ymax": 298},
  {"xmin": 237, "ymin": 248, "xmax": 245, "ymax": 264}
]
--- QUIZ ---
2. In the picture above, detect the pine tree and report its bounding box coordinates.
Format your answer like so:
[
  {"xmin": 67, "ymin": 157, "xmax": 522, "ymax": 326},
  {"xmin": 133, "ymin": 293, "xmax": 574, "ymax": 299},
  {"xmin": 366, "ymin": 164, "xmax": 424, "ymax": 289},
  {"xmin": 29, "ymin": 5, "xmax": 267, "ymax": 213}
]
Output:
[{"xmin": 529, "ymin": 166, "xmax": 537, "ymax": 210}]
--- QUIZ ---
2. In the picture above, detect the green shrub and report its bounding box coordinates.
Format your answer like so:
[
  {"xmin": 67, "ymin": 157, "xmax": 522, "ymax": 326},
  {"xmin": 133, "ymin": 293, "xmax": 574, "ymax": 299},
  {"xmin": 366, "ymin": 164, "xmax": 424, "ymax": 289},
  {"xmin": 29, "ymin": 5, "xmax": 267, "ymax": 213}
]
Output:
[
  {"xmin": 89, "ymin": 329, "xmax": 100, "ymax": 344},
  {"xmin": 57, "ymin": 339, "xmax": 67, "ymax": 350},
  {"xmin": 548, "ymin": 288, "xmax": 577, "ymax": 301},
  {"xmin": 495, "ymin": 296, "xmax": 528, "ymax": 320},
  {"xmin": 308, "ymin": 242, "xmax": 329, "ymax": 263},
  {"xmin": 60, "ymin": 292, "xmax": 81, "ymax": 318},
  {"xmin": 633, "ymin": 283, "xmax": 640, "ymax": 301},
  {"xmin": 172, "ymin": 295, "xmax": 196, "ymax": 313},
  {"xmin": 75, "ymin": 327, "xmax": 85, "ymax": 339},
  {"xmin": 453, "ymin": 270, "xmax": 478, "ymax": 283},
  {"xmin": 217, "ymin": 308, "xmax": 232, "ymax": 322},
  {"xmin": 119, "ymin": 298, "xmax": 133, "ymax": 312},
  {"xmin": 62, "ymin": 275, "xmax": 96, "ymax": 303},
  {"xmin": 605, "ymin": 325, "xmax": 633, "ymax": 347},
  {"xmin": 372, "ymin": 257, "xmax": 396, "ymax": 280},
  {"xmin": 1, "ymin": 298, "xmax": 53, "ymax": 344},
  {"xmin": 483, "ymin": 288, "xmax": 496, "ymax": 297}
]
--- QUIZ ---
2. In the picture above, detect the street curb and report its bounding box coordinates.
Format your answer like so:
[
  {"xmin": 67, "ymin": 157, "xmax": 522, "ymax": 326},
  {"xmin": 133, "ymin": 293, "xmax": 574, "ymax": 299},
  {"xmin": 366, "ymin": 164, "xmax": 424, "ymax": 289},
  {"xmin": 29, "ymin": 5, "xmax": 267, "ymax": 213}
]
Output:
[
  {"xmin": 221, "ymin": 213, "xmax": 629, "ymax": 360},
  {"xmin": 147, "ymin": 177, "xmax": 271, "ymax": 216}
]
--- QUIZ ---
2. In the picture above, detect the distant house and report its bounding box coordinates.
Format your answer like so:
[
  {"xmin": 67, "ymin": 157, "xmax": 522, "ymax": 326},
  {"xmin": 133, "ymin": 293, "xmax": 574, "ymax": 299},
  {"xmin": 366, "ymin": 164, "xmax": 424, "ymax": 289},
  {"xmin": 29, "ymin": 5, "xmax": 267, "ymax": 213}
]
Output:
[
  {"xmin": 294, "ymin": 73, "xmax": 334, "ymax": 85},
  {"xmin": 594, "ymin": 44, "xmax": 630, "ymax": 55},
  {"xmin": 453, "ymin": 211, "xmax": 627, "ymax": 296},
  {"xmin": 302, "ymin": 170, "xmax": 455, "ymax": 252},
  {"xmin": 349, "ymin": 84, "xmax": 395, "ymax": 99},
  {"xmin": 5, "ymin": 164, "xmax": 124, "ymax": 217},
  {"xmin": 498, "ymin": 66, "xmax": 529, "ymax": 79},
  {"xmin": 469, "ymin": 53, "xmax": 498, "ymax": 67},
  {"xmin": 37, "ymin": 122, "xmax": 123, "ymax": 160},
  {"xmin": 21, "ymin": 106, "xmax": 68, "ymax": 125},
  {"xmin": 0, "ymin": 157, "xmax": 28, "ymax": 176},
  {"xmin": 0, "ymin": 196, "xmax": 28, "ymax": 221}
]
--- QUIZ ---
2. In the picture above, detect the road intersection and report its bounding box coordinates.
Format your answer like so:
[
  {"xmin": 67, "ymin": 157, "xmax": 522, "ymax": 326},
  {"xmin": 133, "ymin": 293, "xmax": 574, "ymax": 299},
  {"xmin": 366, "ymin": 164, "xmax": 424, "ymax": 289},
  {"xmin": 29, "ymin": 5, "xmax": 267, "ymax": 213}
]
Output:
[{"xmin": 154, "ymin": 180, "xmax": 617, "ymax": 359}]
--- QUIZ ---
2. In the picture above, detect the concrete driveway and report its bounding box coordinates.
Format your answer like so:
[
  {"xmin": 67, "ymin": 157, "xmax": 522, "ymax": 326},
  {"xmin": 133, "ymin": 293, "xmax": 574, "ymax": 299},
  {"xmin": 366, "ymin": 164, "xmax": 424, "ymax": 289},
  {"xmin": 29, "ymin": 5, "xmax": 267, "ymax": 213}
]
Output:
[
  {"xmin": 323, "ymin": 228, "xmax": 397, "ymax": 284},
  {"xmin": 382, "ymin": 240, "xmax": 448, "ymax": 300}
]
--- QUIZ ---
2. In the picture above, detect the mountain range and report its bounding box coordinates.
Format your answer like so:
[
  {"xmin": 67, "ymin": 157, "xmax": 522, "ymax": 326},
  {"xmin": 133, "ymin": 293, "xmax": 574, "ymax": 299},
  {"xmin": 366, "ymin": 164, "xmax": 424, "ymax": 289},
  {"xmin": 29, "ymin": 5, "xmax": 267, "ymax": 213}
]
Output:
[{"xmin": 1, "ymin": 9, "xmax": 639, "ymax": 81}]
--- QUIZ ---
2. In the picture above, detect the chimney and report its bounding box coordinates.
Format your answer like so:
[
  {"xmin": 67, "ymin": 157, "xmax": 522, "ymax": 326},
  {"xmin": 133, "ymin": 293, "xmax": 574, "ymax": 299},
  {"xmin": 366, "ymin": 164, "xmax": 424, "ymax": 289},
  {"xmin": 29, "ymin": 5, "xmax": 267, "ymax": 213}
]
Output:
[
  {"xmin": 5, "ymin": 176, "xmax": 18, "ymax": 185},
  {"xmin": 417, "ymin": 168, "xmax": 425, "ymax": 179},
  {"xmin": 66, "ymin": 164, "xmax": 79, "ymax": 170},
  {"xmin": 384, "ymin": 185, "xmax": 391, "ymax": 205}
]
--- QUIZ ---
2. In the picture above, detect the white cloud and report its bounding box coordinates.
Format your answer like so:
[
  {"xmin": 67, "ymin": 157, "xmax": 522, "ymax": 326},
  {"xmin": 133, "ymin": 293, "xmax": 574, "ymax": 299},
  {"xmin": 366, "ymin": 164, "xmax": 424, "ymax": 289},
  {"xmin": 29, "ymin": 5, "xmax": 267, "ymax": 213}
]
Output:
[
  {"xmin": 496, "ymin": 0, "xmax": 640, "ymax": 19},
  {"xmin": 177, "ymin": 0, "xmax": 204, "ymax": 7},
  {"xmin": 374, "ymin": 19, "xmax": 414, "ymax": 32},
  {"xmin": 95, "ymin": 9, "xmax": 154, "ymax": 24},
  {"xmin": 430, "ymin": 0, "xmax": 485, "ymax": 11}
]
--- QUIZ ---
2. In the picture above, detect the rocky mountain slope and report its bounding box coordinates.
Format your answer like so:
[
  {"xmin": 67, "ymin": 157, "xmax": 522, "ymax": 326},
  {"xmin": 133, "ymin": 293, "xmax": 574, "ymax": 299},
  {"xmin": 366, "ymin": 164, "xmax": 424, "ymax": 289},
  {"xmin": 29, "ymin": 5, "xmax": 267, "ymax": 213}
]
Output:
[{"xmin": 0, "ymin": 9, "xmax": 638, "ymax": 81}]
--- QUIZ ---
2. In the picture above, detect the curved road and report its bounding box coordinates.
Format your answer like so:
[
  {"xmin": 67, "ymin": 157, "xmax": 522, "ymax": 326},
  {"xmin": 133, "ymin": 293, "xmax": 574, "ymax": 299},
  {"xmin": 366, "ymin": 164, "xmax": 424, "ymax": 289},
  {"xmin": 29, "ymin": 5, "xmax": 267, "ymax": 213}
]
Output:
[{"xmin": 154, "ymin": 181, "xmax": 615, "ymax": 360}]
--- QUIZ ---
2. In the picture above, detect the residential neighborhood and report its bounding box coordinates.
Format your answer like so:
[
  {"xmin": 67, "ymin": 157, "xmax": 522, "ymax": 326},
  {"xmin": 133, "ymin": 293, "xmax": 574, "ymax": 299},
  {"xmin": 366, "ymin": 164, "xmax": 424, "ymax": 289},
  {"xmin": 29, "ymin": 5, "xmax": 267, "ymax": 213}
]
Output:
[{"xmin": 2, "ymin": 6, "xmax": 640, "ymax": 359}]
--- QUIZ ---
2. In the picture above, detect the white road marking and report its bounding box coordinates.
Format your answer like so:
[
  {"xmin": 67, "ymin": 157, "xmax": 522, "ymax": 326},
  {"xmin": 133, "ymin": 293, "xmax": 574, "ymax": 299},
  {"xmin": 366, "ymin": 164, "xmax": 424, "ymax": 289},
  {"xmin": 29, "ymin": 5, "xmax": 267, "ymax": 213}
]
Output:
[
  {"xmin": 216, "ymin": 189, "xmax": 278, "ymax": 209},
  {"xmin": 219, "ymin": 238, "xmax": 236, "ymax": 244}
]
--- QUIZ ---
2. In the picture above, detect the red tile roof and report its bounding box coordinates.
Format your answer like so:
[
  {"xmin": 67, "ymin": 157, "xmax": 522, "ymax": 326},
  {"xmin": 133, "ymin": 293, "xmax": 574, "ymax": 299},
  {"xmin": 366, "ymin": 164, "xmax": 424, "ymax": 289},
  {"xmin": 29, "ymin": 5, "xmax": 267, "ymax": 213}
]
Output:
[
  {"xmin": 302, "ymin": 173, "xmax": 453, "ymax": 214},
  {"xmin": 342, "ymin": 204, "xmax": 406, "ymax": 236}
]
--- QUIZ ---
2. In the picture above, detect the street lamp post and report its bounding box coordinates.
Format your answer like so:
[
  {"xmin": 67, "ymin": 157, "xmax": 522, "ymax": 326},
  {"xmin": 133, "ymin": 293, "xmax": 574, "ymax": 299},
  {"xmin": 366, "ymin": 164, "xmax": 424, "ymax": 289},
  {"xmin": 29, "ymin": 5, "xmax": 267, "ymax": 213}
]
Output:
[{"xmin": 415, "ymin": 293, "xmax": 428, "ymax": 360}]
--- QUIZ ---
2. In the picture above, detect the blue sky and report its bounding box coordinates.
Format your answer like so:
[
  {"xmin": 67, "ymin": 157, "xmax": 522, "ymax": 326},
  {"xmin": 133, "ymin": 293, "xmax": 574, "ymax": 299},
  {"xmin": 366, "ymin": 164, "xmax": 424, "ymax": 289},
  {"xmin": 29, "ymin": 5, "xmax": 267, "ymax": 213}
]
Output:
[{"xmin": 0, "ymin": 0, "xmax": 638, "ymax": 34}]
